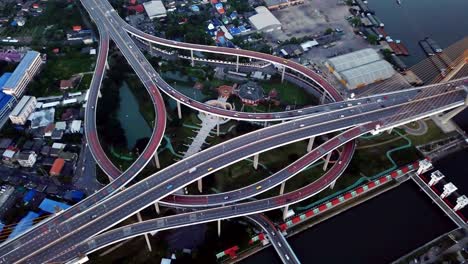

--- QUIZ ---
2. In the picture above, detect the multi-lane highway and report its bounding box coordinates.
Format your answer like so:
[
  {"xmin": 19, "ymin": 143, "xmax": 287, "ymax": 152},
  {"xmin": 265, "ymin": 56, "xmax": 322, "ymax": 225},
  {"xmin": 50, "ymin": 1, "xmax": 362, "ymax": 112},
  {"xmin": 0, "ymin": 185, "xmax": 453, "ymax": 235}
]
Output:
[
  {"xmin": 247, "ymin": 214, "xmax": 301, "ymax": 264},
  {"xmin": 1, "ymin": 82, "xmax": 465, "ymax": 263}
]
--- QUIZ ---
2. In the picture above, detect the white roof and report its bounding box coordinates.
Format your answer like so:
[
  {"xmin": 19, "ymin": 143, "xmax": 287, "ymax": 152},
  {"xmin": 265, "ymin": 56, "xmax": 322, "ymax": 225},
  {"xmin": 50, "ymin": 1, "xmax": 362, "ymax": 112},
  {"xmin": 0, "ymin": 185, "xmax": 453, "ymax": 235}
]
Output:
[
  {"xmin": 63, "ymin": 98, "xmax": 77, "ymax": 105},
  {"xmin": 52, "ymin": 143, "xmax": 66, "ymax": 149},
  {"xmin": 340, "ymin": 60, "xmax": 395, "ymax": 89},
  {"xmin": 301, "ymin": 40, "xmax": 319, "ymax": 50},
  {"xmin": 327, "ymin": 48, "xmax": 381, "ymax": 72},
  {"xmin": 41, "ymin": 101, "xmax": 60, "ymax": 108},
  {"xmin": 143, "ymin": 0, "xmax": 167, "ymax": 18},
  {"xmin": 160, "ymin": 258, "xmax": 171, "ymax": 264},
  {"xmin": 70, "ymin": 120, "xmax": 82, "ymax": 132},
  {"xmin": 249, "ymin": 6, "xmax": 281, "ymax": 31},
  {"xmin": 2, "ymin": 149, "xmax": 15, "ymax": 158}
]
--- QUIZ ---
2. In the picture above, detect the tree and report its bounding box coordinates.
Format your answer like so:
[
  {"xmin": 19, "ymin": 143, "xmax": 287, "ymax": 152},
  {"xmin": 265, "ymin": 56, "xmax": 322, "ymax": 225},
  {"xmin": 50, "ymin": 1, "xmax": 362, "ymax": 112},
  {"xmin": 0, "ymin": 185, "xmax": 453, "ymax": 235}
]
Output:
[{"xmin": 325, "ymin": 28, "xmax": 334, "ymax": 35}]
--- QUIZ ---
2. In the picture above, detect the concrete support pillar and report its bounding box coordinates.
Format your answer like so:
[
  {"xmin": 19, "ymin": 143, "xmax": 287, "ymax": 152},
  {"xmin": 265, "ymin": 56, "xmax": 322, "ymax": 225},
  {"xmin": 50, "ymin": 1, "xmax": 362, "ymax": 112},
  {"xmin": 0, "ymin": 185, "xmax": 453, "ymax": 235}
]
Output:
[
  {"xmin": 136, "ymin": 212, "xmax": 152, "ymax": 252},
  {"xmin": 282, "ymin": 205, "xmax": 289, "ymax": 220},
  {"xmin": 236, "ymin": 55, "xmax": 239, "ymax": 72},
  {"xmin": 441, "ymin": 102, "xmax": 468, "ymax": 124},
  {"xmin": 197, "ymin": 179, "xmax": 203, "ymax": 193},
  {"xmin": 279, "ymin": 181, "xmax": 286, "ymax": 195},
  {"xmin": 307, "ymin": 136, "xmax": 315, "ymax": 152},
  {"xmin": 264, "ymin": 121, "xmax": 267, "ymax": 127},
  {"xmin": 105, "ymin": 60, "xmax": 109, "ymax": 71},
  {"xmin": 281, "ymin": 67, "xmax": 286, "ymax": 83},
  {"xmin": 176, "ymin": 101, "xmax": 182, "ymax": 119},
  {"xmin": 217, "ymin": 219, "xmax": 221, "ymax": 237},
  {"xmin": 323, "ymin": 152, "xmax": 332, "ymax": 171},
  {"xmin": 387, "ymin": 127, "xmax": 393, "ymax": 134},
  {"xmin": 190, "ymin": 49, "xmax": 194, "ymax": 67},
  {"xmin": 154, "ymin": 203, "xmax": 160, "ymax": 214},
  {"xmin": 217, "ymin": 116, "xmax": 220, "ymax": 137},
  {"xmin": 330, "ymin": 179, "xmax": 336, "ymax": 189},
  {"xmin": 253, "ymin": 153, "xmax": 259, "ymax": 170},
  {"xmin": 148, "ymin": 42, "xmax": 152, "ymax": 55},
  {"xmin": 154, "ymin": 152, "xmax": 161, "ymax": 169},
  {"xmin": 98, "ymin": 90, "xmax": 102, "ymax": 98},
  {"xmin": 320, "ymin": 91, "xmax": 327, "ymax": 104}
]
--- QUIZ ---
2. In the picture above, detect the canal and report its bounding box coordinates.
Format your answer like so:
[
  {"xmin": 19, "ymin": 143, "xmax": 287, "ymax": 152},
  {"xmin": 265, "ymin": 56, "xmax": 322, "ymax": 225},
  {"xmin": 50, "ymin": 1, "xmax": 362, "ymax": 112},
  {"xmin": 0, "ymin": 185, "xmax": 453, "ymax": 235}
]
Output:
[
  {"xmin": 117, "ymin": 82, "xmax": 152, "ymax": 149},
  {"xmin": 240, "ymin": 182, "xmax": 456, "ymax": 264}
]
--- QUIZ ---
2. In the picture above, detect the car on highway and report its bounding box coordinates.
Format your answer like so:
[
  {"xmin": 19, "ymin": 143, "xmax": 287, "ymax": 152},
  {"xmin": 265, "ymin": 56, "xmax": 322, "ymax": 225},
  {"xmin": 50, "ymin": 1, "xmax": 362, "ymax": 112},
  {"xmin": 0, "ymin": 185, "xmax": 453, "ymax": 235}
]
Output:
[
  {"xmin": 285, "ymin": 254, "xmax": 290, "ymax": 260},
  {"xmin": 223, "ymin": 196, "xmax": 229, "ymax": 200},
  {"xmin": 166, "ymin": 184, "xmax": 173, "ymax": 190},
  {"xmin": 91, "ymin": 214, "xmax": 97, "ymax": 219},
  {"xmin": 300, "ymin": 124, "xmax": 305, "ymax": 127},
  {"xmin": 278, "ymin": 242, "xmax": 282, "ymax": 247},
  {"xmin": 207, "ymin": 167, "xmax": 213, "ymax": 171},
  {"xmin": 256, "ymin": 185, "xmax": 262, "ymax": 190}
]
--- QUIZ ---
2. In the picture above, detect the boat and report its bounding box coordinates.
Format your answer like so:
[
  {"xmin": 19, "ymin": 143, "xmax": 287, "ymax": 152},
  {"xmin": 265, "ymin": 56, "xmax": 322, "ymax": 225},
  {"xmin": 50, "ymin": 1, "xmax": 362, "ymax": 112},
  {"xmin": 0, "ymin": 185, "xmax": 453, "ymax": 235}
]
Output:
[
  {"xmin": 396, "ymin": 0, "xmax": 401, "ymax": 5},
  {"xmin": 419, "ymin": 40, "xmax": 434, "ymax": 56},
  {"xmin": 425, "ymin": 37, "xmax": 443, "ymax": 53}
]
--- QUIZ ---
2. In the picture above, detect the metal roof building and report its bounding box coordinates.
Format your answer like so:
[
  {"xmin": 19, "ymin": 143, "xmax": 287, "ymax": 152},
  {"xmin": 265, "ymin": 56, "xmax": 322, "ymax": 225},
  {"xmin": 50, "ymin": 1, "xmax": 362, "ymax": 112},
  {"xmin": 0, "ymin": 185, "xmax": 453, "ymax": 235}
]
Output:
[
  {"xmin": 340, "ymin": 60, "xmax": 395, "ymax": 89},
  {"xmin": 0, "ymin": 73, "xmax": 16, "ymax": 129},
  {"xmin": 325, "ymin": 48, "xmax": 395, "ymax": 89},
  {"xmin": 143, "ymin": 0, "xmax": 167, "ymax": 19},
  {"xmin": 248, "ymin": 6, "xmax": 281, "ymax": 32},
  {"xmin": 326, "ymin": 48, "xmax": 381, "ymax": 73},
  {"xmin": 2, "ymin": 50, "xmax": 41, "ymax": 98}
]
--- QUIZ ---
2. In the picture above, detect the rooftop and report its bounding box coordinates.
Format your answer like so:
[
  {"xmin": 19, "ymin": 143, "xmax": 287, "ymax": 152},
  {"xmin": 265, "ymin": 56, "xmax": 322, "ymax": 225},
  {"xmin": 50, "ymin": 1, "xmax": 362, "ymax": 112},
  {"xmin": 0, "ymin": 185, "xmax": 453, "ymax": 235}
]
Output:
[
  {"xmin": 327, "ymin": 48, "xmax": 381, "ymax": 72},
  {"xmin": 10, "ymin": 95, "xmax": 35, "ymax": 117},
  {"xmin": 238, "ymin": 82, "xmax": 264, "ymax": 101},
  {"xmin": 3, "ymin": 51, "xmax": 40, "ymax": 90},
  {"xmin": 143, "ymin": 0, "xmax": 167, "ymax": 18}
]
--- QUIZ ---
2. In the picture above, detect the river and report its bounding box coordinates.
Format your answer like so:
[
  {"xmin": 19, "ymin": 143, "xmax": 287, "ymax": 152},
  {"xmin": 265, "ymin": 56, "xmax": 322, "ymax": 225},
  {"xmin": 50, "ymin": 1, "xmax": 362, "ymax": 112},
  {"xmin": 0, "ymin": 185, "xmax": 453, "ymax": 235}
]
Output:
[
  {"xmin": 366, "ymin": 0, "xmax": 468, "ymax": 66},
  {"xmin": 240, "ymin": 182, "xmax": 456, "ymax": 264},
  {"xmin": 117, "ymin": 82, "xmax": 152, "ymax": 149}
]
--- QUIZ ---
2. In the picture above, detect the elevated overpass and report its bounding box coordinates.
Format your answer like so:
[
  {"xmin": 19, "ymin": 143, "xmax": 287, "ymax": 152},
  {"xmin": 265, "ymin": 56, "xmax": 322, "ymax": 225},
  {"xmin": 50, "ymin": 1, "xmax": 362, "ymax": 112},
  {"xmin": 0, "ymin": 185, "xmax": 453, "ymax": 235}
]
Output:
[{"xmin": 0, "ymin": 0, "xmax": 467, "ymax": 262}]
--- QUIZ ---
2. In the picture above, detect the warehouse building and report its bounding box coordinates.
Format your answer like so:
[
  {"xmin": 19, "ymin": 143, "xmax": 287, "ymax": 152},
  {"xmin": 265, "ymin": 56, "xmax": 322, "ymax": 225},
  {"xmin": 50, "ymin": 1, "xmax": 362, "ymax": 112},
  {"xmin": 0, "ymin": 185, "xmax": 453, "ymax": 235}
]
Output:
[
  {"xmin": 9, "ymin": 95, "xmax": 36, "ymax": 125},
  {"xmin": 248, "ymin": 6, "xmax": 281, "ymax": 32},
  {"xmin": 325, "ymin": 48, "xmax": 395, "ymax": 89},
  {"xmin": 0, "ymin": 73, "xmax": 16, "ymax": 129},
  {"xmin": 143, "ymin": 0, "xmax": 167, "ymax": 19},
  {"xmin": 325, "ymin": 48, "xmax": 381, "ymax": 73},
  {"xmin": 2, "ymin": 51, "xmax": 42, "ymax": 98}
]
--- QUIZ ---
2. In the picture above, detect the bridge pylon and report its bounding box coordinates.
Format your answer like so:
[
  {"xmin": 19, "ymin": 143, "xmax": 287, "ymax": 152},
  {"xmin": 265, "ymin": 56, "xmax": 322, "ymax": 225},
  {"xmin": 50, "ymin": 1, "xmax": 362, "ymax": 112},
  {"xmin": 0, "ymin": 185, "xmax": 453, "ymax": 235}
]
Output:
[
  {"xmin": 440, "ymin": 92, "xmax": 468, "ymax": 124},
  {"xmin": 454, "ymin": 195, "xmax": 468, "ymax": 211}
]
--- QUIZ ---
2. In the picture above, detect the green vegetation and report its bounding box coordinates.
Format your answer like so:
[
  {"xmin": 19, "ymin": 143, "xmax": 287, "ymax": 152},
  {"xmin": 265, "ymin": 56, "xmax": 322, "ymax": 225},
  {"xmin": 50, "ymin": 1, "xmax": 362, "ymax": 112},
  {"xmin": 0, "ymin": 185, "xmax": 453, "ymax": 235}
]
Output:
[
  {"xmin": 261, "ymin": 78, "xmax": 319, "ymax": 106},
  {"xmin": 1, "ymin": 2, "xmax": 88, "ymax": 45}
]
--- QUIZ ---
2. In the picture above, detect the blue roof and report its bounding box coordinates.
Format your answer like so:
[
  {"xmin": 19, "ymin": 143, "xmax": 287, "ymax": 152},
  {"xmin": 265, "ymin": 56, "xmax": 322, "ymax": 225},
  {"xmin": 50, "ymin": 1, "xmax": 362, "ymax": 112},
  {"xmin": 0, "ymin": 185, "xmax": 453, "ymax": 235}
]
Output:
[
  {"xmin": 0, "ymin": 73, "xmax": 12, "ymax": 88},
  {"xmin": 39, "ymin": 198, "xmax": 70, "ymax": 214},
  {"xmin": 8, "ymin": 211, "xmax": 40, "ymax": 240},
  {"xmin": 0, "ymin": 73, "xmax": 14, "ymax": 110},
  {"xmin": 229, "ymin": 27, "xmax": 241, "ymax": 35},
  {"xmin": 3, "ymin": 51, "xmax": 40, "ymax": 91},
  {"xmin": 191, "ymin": 5, "xmax": 199, "ymax": 12},
  {"xmin": 23, "ymin": 189, "xmax": 36, "ymax": 203},
  {"xmin": 0, "ymin": 222, "xmax": 4, "ymax": 233}
]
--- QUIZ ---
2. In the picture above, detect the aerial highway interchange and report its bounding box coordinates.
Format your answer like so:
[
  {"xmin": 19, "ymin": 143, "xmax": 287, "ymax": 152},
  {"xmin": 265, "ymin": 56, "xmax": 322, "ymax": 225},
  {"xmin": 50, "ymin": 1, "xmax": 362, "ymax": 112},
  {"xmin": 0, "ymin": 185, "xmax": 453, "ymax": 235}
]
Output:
[{"xmin": 0, "ymin": 0, "xmax": 466, "ymax": 263}]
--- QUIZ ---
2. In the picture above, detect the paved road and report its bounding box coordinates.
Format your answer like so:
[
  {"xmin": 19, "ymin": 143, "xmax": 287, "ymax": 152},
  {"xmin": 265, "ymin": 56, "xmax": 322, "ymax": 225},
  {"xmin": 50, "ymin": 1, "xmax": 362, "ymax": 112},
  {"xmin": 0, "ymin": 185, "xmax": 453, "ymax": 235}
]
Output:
[
  {"xmin": 1, "ymin": 86, "xmax": 465, "ymax": 263},
  {"xmin": 0, "ymin": 0, "xmax": 466, "ymax": 261},
  {"xmin": 248, "ymin": 214, "xmax": 301, "ymax": 264}
]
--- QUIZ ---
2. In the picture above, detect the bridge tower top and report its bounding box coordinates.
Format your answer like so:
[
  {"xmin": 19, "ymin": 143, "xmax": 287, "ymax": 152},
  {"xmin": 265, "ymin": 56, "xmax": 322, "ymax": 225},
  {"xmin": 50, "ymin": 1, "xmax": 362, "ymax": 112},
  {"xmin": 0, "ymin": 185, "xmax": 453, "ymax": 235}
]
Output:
[
  {"xmin": 454, "ymin": 195, "xmax": 468, "ymax": 211},
  {"xmin": 441, "ymin": 182, "xmax": 458, "ymax": 198}
]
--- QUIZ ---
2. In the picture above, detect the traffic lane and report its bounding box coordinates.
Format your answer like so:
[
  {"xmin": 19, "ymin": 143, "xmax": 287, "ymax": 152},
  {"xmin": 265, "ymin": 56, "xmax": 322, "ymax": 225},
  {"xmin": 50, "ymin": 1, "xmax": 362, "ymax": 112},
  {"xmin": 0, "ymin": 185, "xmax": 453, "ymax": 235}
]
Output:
[
  {"xmin": 248, "ymin": 214, "xmax": 300, "ymax": 264},
  {"xmin": 14, "ymin": 109, "xmax": 396, "ymax": 262},
  {"xmin": 161, "ymin": 124, "xmax": 372, "ymax": 207},
  {"xmin": 11, "ymin": 115, "xmax": 376, "ymax": 263},
  {"xmin": 54, "ymin": 143, "xmax": 355, "ymax": 263}
]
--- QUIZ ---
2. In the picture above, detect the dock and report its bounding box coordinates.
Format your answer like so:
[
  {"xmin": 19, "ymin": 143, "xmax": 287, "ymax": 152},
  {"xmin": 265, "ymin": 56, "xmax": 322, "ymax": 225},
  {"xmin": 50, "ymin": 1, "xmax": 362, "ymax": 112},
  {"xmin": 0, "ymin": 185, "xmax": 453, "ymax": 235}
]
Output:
[{"xmin": 411, "ymin": 173, "xmax": 467, "ymax": 229}]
